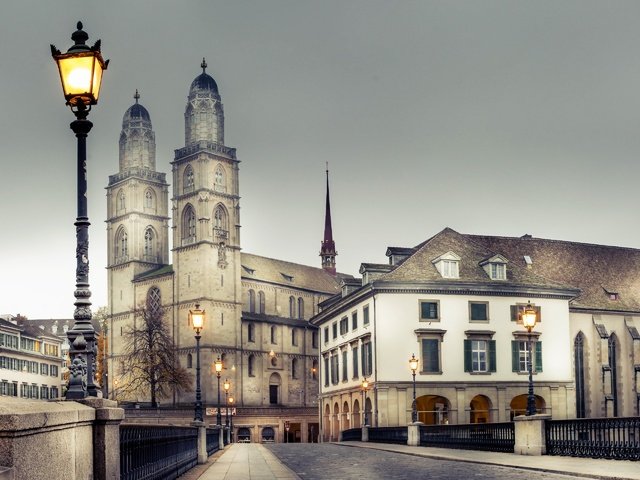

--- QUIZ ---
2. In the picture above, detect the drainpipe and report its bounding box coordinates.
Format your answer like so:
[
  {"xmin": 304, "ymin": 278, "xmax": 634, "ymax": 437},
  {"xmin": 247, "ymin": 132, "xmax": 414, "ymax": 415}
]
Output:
[{"xmin": 372, "ymin": 291, "xmax": 378, "ymax": 427}]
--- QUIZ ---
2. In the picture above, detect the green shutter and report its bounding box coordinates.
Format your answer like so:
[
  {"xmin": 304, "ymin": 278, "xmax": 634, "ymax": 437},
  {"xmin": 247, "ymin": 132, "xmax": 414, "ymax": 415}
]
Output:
[
  {"xmin": 463, "ymin": 339, "xmax": 471, "ymax": 372},
  {"xmin": 511, "ymin": 341, "xmax": 519, "ymax": 372},
  {"xmin": 535, "ymin": 341, "xmax": 543, "ymax": 372},
  {"xmin": 510, "ymin": 305, "xmax": 518, "ymax": 322},
  {"xmin": 489, "ymin": 340, "xmax": 496, "ymax": 372}
]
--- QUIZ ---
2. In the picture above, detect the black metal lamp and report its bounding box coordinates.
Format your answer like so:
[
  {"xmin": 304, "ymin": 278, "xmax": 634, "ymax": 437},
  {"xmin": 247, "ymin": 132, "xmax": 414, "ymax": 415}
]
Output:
[
  {"xmin": 190, "ymin": 304, "xmax": 205, "ymax": 422},
  {"xmin": 522, "ymin": 301, "xmax": 538, "ymax": 415},
  {"xmin": 409, "ymin": 353, "xmax": 419, "ymax": 423},
  {"xmin": 51, "ymin": 22, "xmax": 108, "ymax": 400}
]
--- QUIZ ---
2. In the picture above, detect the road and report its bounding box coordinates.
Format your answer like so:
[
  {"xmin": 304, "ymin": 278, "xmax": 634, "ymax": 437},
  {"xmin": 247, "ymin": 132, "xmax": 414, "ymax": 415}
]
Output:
[{"xmin": 265, "ymin": 444, "xmax": 587, "ymax": 480}]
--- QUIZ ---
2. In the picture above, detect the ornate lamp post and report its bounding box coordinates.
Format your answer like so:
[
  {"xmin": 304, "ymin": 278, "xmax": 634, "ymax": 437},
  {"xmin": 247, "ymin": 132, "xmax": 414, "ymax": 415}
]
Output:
[
  {"xmin": 224, "ymin": 378, "xmax": 230, "ymax": 443},
  {"xmin": 361, "ymin": 378, "xmax": 369, "ymax": 426},
  {"xmin": 228, "ymin": 395, "xmax": 234, "ymax": 443},
  {"xmin": 51, "ymin": 22, "xmax": 108, "ymax": 400},
  {"xmin": 409, "ymin": 353, "xmax": 419, "ymax": 423},
  {"xmin": 214, "ymin": 357, "xmax": 223, "ymax": 426},
  {"xmin": 190, "ymin": 304, "xmax": 205, "ymax": 422},
  {"xmin": 522, "ymin": 301, "xmax": 538, "ymax": 416}
]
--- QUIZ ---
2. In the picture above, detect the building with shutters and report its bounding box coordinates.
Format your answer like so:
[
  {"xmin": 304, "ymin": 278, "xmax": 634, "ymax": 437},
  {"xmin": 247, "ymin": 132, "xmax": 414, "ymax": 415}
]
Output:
[{"xmin": 312, "ymin": 227, "xmax": 640, "ymax": 439}]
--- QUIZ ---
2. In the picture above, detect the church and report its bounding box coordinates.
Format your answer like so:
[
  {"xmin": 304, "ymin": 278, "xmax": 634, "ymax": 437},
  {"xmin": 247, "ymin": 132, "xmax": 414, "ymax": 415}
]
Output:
[{"xmin": 105, "ymin": 60, "xmax": 348, "ymax": 443}]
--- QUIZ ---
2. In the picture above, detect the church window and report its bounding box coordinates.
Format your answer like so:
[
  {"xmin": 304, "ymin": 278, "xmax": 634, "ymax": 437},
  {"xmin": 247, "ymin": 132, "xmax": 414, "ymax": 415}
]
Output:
[
  {"xmin": 291, "ymin": 328, "xmax": 298, "ymax": 346},
  {"xmin": 248, "ymin": 355, "xmax": 255, "ymax": 377},
  {"xmin": 182, "ymin": 205, "xmax": 196, "ymax": 244},
  {"xmin": 144, "ymin": 227, "xmax": 155, "ymax": 259},
  {"xmin": 214, "ymin": 165, "xmax": 225, "ymax": 192},
  {"xmin": 292, "ymin": 358, "xmax": 298, "ymax": 379},
  {"xmin": 213, "ymin": 205, "xmax": 227, "ymax": 231},
  {"xmin": 248, "ymin": 323, "xmax": 255, "ymax": 343},
  {"xmin": 298, "ymin": 297, "xmax": 304, "ymax": 320},
  {"xmin": 184, "ymin": 165, "xmax": 195, "ymax": 193},
  {"xmin": 608, "ymin": 334, "xmax": 619, "ymax": 417},
  {"xmin": 147, "ymin": 287, "xmax": 161, "ymax": 316},
  {"xmin": 574, "ymin": 332, "xmax": 586, "ymax": 418},
  {"xmin": 258, "ymin": 291, "xmax": 265, "ymax": 314},
  {"xmin": 117, "ymin": 190, "xmax": 125, "ymax": 211},
  {"xmin": 115, "ymin": 227, "xmax": 128, "ymax": 262},
  {"xmin": 187, "ymin": 353, "xmax": 193, "ymax": 369},
  {"xmin": 248, "ymin": 290, "xmax": 256, "ymax": 313},
  {"xmin": 144, "ymin": 189, "xmax": 154, "ymax": 210},
  {"xmin": 271, "ymin": 326, "xmax": 277, "ymax": 344},
  {"xmin": 289, "ymin": 296, "xmax": 296, "ymax": 319}
]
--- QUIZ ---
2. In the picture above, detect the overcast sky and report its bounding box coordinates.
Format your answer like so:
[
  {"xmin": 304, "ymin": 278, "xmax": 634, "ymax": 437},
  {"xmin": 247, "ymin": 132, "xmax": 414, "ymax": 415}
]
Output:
[{"xmin": 3, "ymin": 1, "xmax": 640, "ymax": 318}]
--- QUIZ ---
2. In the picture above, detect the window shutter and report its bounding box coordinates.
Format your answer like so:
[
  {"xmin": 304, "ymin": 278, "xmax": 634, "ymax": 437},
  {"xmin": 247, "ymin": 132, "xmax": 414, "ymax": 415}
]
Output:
[
  {"xmin": 535, "ymin": 341, "xmax": 543, "ymax": 372},
  {"xmin": 536, "ymin": 306, "xmax": 542, "ymax": 323},
  {"xmin": 510, "ymin": 305, "xmax": 518, "ymax": 322},
  {"xmin": 511, "ymin": 341, "xmax": 519, "ymax": 372},
  {"xmin": 463, "ymin": 339, "xmax": 471, "ymax": 372},
  {"xmin": 489, "ymin": 340, "xmax": 497, "ymax": 372}
]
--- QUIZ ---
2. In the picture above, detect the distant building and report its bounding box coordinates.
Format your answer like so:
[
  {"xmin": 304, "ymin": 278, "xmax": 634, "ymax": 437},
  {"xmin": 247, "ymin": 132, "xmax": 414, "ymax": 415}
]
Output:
[
  {"xmin": 106, "ymin": 63, "xmax": 348, "ymax": 442},
  {"xmin": 0, "ymin": 316, "xmax": 64, "ymax": 400},
  {"xmin": 312, "ymin": 228, "xmax": 640, "ymax": 440}
]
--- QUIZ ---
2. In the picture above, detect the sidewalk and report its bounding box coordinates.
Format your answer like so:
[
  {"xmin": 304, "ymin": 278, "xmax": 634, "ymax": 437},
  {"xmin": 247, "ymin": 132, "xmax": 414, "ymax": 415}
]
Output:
[{"xmin": 337, "ymin": 441, "xmax": 640, "ymax": 480}]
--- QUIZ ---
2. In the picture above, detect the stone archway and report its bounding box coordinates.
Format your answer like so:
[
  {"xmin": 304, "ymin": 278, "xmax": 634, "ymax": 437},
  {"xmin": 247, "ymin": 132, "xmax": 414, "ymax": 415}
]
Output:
[
  {"xmin": 342, "ymin": 401, "xmax": 351, "ymax": 430},
  {"xmin": 323, "ymin": 404, "xmax": 331, "ymax": 442},
  {"xmin": 470, "ymin": 395, "xmax": 492, "ymax": 423},
  {"xmin": 353, "ymin": 399, "xmax": 361, "ymax": 428},
  {"xmin": 333, "ymin": 402, "xmax": 340, "ymax": 440},
  {"xmin": 415, "ymin": 395, "xmax": 451, "ymax": 425},
  {"xmin": 510, "ymin": 394, "xmax": 546, "ymax": 419}
]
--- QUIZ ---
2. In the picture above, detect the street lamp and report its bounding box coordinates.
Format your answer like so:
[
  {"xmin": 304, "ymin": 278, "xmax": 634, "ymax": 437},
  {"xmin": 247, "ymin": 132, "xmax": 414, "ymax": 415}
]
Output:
[
  {"xmin": 228, "ymin": 394, "xmax": 234, "ymax": 443},
  {"xmin": 409, "ymin": 353, "xmax": 419, "ymax": 423},
  {"xmin": 361, "ymin": 378, "xmax": 369, "ymax": 426},
  {"xmin": 51, "ymin": 21, "xmax": 108, "ymax": 400},
  {"xmin": 522, "ymin": 301, "xmax": 538, "ymax": 416},
  {"xmin": 224, "ymin": 378, "xmax": 230, "ymax": 443},
  {"xmin": 215, "ymin": 357, "xmax": 223, "ymax": 426},
  {"xmin": 190, "ymin": 304, "xmax": 205, "ymax": 422}
]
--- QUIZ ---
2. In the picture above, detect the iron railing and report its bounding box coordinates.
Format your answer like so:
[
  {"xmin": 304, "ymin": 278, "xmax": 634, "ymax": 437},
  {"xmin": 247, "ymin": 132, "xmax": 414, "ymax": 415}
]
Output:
[
  {"xmin": 546, "ymin": 417, "xmax": 640, "ymax": 460},
  {"xmin": 120, "ymin": 425, "xmax": 198, "ymax": 480},
  {"xmin": 368, "ymin": 426, "xmax": 408, "ymax": 445},
  {"xmin": 206, "ymin": 428, "xmax": 221, "ymax": 456},
  {"xmin": 341, "ymin": 428, "xmax": 362, "ymax": 441},
  {"xmin": 420, "ymin": 422, "xmax": 515, "ymax": 453}
]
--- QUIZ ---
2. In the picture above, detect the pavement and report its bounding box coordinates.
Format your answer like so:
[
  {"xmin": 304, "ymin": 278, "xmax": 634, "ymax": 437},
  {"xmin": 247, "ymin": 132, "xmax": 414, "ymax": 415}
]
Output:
[{"xmin": 181, "ymin": 441, "xmax": 640, "ymax": 480}]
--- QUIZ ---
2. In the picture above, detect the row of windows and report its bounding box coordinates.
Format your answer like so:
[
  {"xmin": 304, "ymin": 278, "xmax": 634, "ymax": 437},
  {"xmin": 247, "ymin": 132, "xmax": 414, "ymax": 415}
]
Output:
[
  {"xmin": 0, "ymin": 382, "xmax": 58, "ymax": 400},
  {"xmin": 419, "ymin": 301, "xmax": 542, "ymax": 323},
  {"xmin": 181, "ymin": 204, "xmax": 228, "ymax": 243},
  {"xmin": 182, "ymin": 164, "xmax": 227, "ymax": 194},
  {"xmin": 0, "ymin": 333, "xmax": 19, "ymax": 349},
  {"xmin": 116, "ymin": 188, "xmax": 157, "ymax": 213},
  {"xmin": 114, "ymin": 225, "xmax": 159, "ymax": 262},
  {"xmin": 325, "ymin": 305, "xmax": 370, "ymax": 343},
  {"xmin": 0, "ymin": 335, "xmax": 58, "ymax": 357},
  {"xmin": 323, "ymin": 341, "xmax": 373, "ymax": 387},
  {"xmin": 246, "ymin": 323, "xmax": 318, "ymax": 349},
  {"xmin": 245, "ymin": 354, "xmax": 319, "ymax": 380},
  {"xmin": 247, "ymin": 291, "xmax": 307, "ymax": 320},
  {"xmin": 433, "ymin": 254, "xmax": 506, "ymax": 281},
  {"xmin": 419, "ymin": 338, "xmax": 542, "ymax": 374},
  {"xmin": 0, "ymin": 357, "xmax": 60, "ymax": 377}
]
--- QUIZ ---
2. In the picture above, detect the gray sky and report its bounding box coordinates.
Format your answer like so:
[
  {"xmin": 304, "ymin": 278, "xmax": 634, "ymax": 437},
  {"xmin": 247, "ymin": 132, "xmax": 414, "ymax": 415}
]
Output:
[{"xmin": 3, "ymin": 1, "xmax": 640, "ymax": 318}]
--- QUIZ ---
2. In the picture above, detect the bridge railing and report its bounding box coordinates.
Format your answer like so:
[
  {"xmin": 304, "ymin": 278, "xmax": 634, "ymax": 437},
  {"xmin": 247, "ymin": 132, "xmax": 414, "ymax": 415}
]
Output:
[
  {"xmin": 546, "ymin": 417, "xmax": 640, "ymax": 460},
  {"xmin": 368, "ymin": 426, "xmax": 408, "ymax": 445},
  {"xmin": 207, "ymin": 427, "xmax": 222, "ymax": 456},
  {"xmin": 120, "ymin": 424, "xmax": 198, "ymax": 480},
  {"xmin": 419, "ymin": 422, "xmax": 515, "ymax": 452}
]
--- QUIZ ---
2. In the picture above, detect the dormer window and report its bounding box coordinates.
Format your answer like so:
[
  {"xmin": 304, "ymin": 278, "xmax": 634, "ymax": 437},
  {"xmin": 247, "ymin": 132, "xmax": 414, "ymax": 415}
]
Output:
[
  {"xmin": 603, "ymin": 287, "xmax": 619, "ymax": 300},
  {"xmin": 432, "ymin": 251, "xmax": 460, "ymax": 279},
  {"xmin": 480, "ymin": 254, "xmax": 508, "ymax": 281}
]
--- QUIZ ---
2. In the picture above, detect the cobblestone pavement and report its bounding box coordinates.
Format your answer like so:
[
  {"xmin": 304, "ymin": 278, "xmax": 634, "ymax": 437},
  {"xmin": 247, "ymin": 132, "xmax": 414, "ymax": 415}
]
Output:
[{"xmin": 265, "ymin": 444, "xmax": 587, "ymax": 480}]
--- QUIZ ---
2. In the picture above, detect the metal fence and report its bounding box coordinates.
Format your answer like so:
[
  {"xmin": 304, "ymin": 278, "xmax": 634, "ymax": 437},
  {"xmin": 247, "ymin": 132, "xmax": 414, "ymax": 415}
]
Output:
[
  {"xmin": 341, "ymin": 427, "xmax": 362, "ymax": 441},
  {"xmin": 120, "ymin": 425, "xmax": 198, "ymax": 480},
  {"xmin": 368, "ymin": 426, "xmax": 408, "ymax": 445},
  {"xmin": 546, "ymin": 417, "xmax": 640, "ymax": 460},
  {"xmin": 206, "ymin": 427, "xmax": 221, "ymax": 456},
  {"xmin": 420, "ymin": 422, "xmax": 515, "ymax": 453}
]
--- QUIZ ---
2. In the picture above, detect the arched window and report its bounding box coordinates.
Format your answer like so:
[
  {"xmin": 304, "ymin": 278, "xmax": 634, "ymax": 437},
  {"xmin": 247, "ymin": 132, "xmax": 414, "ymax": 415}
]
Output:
[
  {"xmin": 258, "ymin": 291, "xmax": 265, "ymax": 314},
  {"xmin": 248, "ymin": 323, "xmax": 255, "ymax": 342},
  {"xmin": 146, "ymin": 287, "xmax": 161, "ymax": 316},
  {"xmin": 248, "ymin": 355, "xmax": 255, "ymax": 376},
  {"xmin": 291, "ymin": 328, "xmax": 297, "ymax": 346},
  {"xmin": 289, "ymin": 296, "xmax": 296, "ymax": 319},
  {"xmin": 213, "ymin": 204, "xmax": 227, "ymax": 230},
  {"xmin": 183, "ymin": 165, "xmax": 194, "ymax": 193},
  {"xmin": 248, "ymin": 289, "xmax": 256, "ymax": 313},
  {"xmin": 144, "ymin": 189, "xmax": 155, "ymax": 210},
  {"xmin": 574, "ymin": 333, "xmax": 586, "ymax": 418},
  {"xmin": 182, "ymin": 205, "xmax": 196, "ymax": 243},
  {"xmin": 187, "ymin": 353, "xmax": 193, "ymax": 369},
  {"xmin": 298, "ymin": 297, "xmax": 304, "ymax": 320},
  {"xmin": 270, "ymin": 325, "xmax": 277, "ymax": 344},
  {"xmin": 115, "ymin": 227, "xmax": 128, "ymax": 262},
  {"xmin": 292, "ymin": 358, "xmax": 298, "ymax": 379},
  {"xmin": 144, "ymin": 227, "xmax": 155, "ymax": 259},
  {"xmin": 214, "ymin": 165, "xmax": 225, "ymax": 192},
  {"xmin": 608, "ymin": 334, "xmax": 619, "ymax": 417},
  {"xmin": 117, "ymin": 190, "xmax": 125, "ymax": 211}
]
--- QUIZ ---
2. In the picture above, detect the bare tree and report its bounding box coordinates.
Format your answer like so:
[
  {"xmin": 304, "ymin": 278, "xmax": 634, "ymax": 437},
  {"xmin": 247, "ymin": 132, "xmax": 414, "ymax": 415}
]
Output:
[{"xmin": 118, "ymin": 302, "xmax": 192, "ymax": 407}]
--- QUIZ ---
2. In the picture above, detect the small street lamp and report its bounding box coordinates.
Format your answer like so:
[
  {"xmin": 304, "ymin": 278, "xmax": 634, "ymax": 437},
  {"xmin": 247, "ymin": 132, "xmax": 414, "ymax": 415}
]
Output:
[
  {"xmin": 215, "ymin": 357, "xmax": 223, "ymax": 426},
  {"xmin": 224, "ymin": 378, "xmax": 230, "ymax": 443},
  {"xmin": 51, "ymin": 21, "xmax": 108, "ymax": 400},
  {"xmin": 361, "ymin": 378, "xmax": 369, "ymax": 426},
  {"xmin": 228, "ymin": 395, "xmax": 234, "ymax": 443},
  {"xmin": 409, "ymin": 353, "xmax": 419, "ymax": 423},
  {"xmin": 190, "ymin": 304, "xmax": 205, "ymax": 422},
  {"xmin": 522, "ymin": 301, "xmax": 538, "ymax": 416}
]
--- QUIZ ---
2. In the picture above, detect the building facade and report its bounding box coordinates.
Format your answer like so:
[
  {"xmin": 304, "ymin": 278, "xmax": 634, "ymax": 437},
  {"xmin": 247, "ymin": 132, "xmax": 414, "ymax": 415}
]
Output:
[
  {"xmin": 106, "ymin": 62, "xmax": 346, "ymax": 443},
  {"xmin": 312, "ymin": 228, "xmax": 640, "ymax": 440}
]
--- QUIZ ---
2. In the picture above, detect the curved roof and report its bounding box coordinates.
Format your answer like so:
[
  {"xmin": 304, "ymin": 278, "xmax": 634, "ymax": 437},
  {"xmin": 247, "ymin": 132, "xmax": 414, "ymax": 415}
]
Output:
[
  {"xmin": 190, "ymin": 72, "xmax": 219, "ymax": 95},
  {"xmin": 123, "ymin": 102, "xmax": 151, "ymax": 123}
]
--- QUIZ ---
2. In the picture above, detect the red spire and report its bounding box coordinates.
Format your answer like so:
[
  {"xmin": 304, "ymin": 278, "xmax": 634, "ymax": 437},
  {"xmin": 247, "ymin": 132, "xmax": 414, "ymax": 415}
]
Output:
[{"xmin": 320, "ymin": 164, "xmax": 337, "ymax": 275}]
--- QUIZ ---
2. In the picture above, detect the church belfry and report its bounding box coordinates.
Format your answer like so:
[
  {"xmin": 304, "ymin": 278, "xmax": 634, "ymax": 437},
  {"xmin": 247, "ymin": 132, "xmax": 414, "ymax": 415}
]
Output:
[
  {"xmin": 320, "ymin": 166, "xmax": 337, "ymax": 275},
  {"xmin": 185, "ymin": 58, "xmax": 225, "ymax": 146}
]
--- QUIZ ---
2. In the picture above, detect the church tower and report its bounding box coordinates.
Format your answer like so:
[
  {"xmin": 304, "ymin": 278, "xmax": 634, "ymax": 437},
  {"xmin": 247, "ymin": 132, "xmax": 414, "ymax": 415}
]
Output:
[
  {"xmin": 171, "ymin": 59, "xmax": 241, "ymax": 339},
  {"xmin": 106, "ymin": 91, "xmax": 170, "ymax": 314},
  {"xmin": 320, "ymin": 167, "xmax": 337, "ymax": 275}
]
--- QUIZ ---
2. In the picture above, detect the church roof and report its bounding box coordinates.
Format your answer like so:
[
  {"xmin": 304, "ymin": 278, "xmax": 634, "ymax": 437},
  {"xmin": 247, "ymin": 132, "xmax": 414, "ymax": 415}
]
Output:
[
  {"xmin": 124, "ymin": 103, "xmax": 151, "ymax": 123},
  {"xmin": 190, "ymin": 72, "xmax": 219, "ymax": 95},
  {"xmin": 134, "ymin": 264, "xmax": 174, "ymax": 282},
  {"xmin": 240, "ymin": 252, "xmax": 350, "ymax": 294}
]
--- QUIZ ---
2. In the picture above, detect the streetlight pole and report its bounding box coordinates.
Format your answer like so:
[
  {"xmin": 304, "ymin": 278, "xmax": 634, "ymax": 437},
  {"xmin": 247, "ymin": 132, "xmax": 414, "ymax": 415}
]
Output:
[
  {"xmin": 361, "ymin": 378, "xmax": 369, "ymax": 426},
  {"xmin": 409, "ymin": 354, "xmax": 419, "ymax": 423},
  {"xmin": 228, "ymin": 395, "xmax": 234, "ymax": 443},
  {"xmin": 215, "ymin": 357, "xmax": 223, "ymax": 426},
  {"xmin": 51, "ymin": 22, "xmax": 108, "ymax": 400},
  {"xmin": 224, "ymin": 378, "xmax": 230, "ymax": 444},
  {"xmin": 190, "ymin": 305, "xmax": 205, "ymax": 422},
  {"xmin": 522, "ymin": 302, "xmax": 538, "ymax": 416}
]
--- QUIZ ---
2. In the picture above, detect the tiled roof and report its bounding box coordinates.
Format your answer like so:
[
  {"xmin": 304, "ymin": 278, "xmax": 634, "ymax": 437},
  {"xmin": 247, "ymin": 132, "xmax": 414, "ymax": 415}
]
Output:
[
  {"xmin": 134, "ymin": 264, "xmax": 174, "ymax": 282},
  {"xmin": 380, "ymin": 228, "xmax": 575, "ymax": 291},
  {"xmin": 240, "ymin": 253, "xmax": 349, "ymax": 294},
  {"xmin": 241, "ymin": 312, "xmax": 316, "ymax": 328},
  {"xmin": 467, "ymin": 232, "xmax": 640, "ymax": 312}
]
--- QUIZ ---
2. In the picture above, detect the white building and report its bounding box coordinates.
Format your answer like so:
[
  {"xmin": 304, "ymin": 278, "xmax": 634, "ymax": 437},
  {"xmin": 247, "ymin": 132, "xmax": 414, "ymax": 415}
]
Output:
[{"xmin": 312, "ymin": 227, "xmax": 640, "ymax": 440}]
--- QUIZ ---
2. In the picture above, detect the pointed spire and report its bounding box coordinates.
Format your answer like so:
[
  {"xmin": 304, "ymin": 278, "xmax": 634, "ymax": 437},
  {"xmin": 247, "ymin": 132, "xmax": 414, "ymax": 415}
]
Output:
[
  {"xmin": 134, "ymin": 89, "xmax": 140, "ymax": 104},
  {"xmin": 201, "ymin": 57, "xmax": 207, "ymax": 73},
  {"xmin": 320, "ymin": 163, "xmax": 337, "ymax": 275}
]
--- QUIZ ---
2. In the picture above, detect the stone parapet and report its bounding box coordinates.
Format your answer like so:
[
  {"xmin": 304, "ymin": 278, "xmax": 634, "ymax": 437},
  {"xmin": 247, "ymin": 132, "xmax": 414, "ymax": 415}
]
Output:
[{"xmin": 514, "ymin": 414, "xmax": 551, "ymax": 455}]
